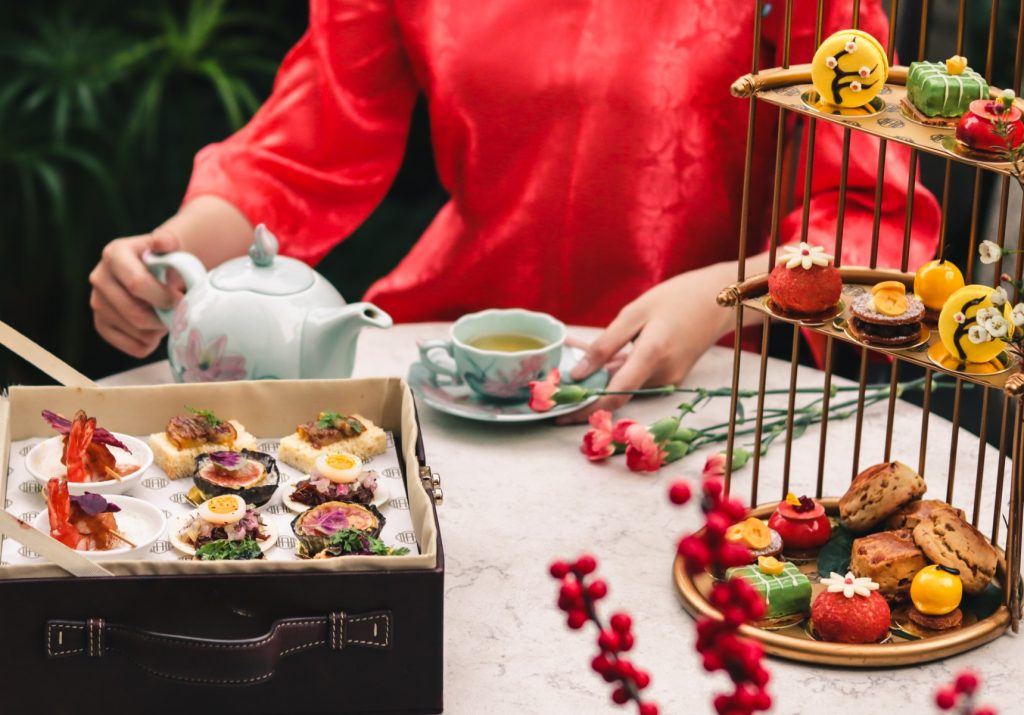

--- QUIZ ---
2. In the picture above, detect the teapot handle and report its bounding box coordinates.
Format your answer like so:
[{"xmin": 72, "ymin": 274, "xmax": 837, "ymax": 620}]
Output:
[{"xmin": 142, "ymin": 251, "xmax": 208, "ymax": 327}]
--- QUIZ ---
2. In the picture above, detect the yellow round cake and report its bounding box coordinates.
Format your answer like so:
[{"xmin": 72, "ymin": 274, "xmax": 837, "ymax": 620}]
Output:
[
  {"xmin": 937, "ymin": 284, "xmax": 1013, "ymax": 364},
  {"xmin": 914, "ymin": 260, "xmax": 965, "ymax": 312},
  {"xmin": 811, "ymin": 29, "xmax": 889, "ymax": 108}
]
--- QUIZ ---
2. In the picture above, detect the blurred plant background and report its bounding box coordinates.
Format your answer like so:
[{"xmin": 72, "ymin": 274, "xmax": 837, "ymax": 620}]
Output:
[{"xmin": 0, "ymin": 0, "xmax": 443, "ymax": 388}]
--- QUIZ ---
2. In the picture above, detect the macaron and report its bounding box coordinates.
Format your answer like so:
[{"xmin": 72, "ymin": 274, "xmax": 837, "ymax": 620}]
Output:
[{"xmin": 811, "ymin": 29, "xmax": 890, "ymax": 108}]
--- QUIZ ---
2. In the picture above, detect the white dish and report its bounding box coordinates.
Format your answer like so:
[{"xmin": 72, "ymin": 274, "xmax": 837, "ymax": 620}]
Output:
[
  {"xmin": 26, "ymin": 433, "xmax": 153, "ymax": 496},
  {"xmin": 281, "ymin": 480, "xmax": 391, "ymax": 514},
  {"xmin": 168, "ymin": 513, "xmax": 278, "ymax": 557},
  {"xmin": 31, "ymin": 495, "xmax": 166, "ymax": 560}
]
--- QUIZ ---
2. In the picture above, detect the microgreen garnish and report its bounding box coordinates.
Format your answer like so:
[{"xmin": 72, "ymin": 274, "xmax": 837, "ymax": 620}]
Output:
[{"xmin": 187, "ymin": 406, "xmax": 223, "ymax": 427}]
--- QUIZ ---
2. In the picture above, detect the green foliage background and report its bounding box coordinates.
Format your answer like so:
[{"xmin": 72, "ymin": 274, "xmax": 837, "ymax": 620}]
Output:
[{"xmin": 0, "ymin": 0, "xmax": 443, "ymax": 388}]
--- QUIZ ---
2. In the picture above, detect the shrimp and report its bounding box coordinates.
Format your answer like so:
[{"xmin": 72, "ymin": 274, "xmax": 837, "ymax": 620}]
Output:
[
  {"xmin": 46, "ymin": 478, "xmax": 80, "ymax": 549},
  {"xmin": 63, "ymin": 412, "xmax": 95, "ymax": 483},
  {"xmin": 45, "ymin": 478, "xmax": 122, "ymax": 550}
]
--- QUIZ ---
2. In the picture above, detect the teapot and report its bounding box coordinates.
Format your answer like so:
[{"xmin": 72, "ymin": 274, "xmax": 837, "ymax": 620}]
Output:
[{"xmin": 145, "ymin": 225, "xmax": 392, "ymax": 382}]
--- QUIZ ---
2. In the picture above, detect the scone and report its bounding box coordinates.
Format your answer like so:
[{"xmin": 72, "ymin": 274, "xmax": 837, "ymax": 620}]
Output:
[
  {"xmin": 886, "ymin": 499, "xmax": 965, "ymax": 531},
  {"xmin": 913, "ymin": 511, "xmax": 998, "ymax": 595},
  {"xmin": 850, "ymin": 529, "xmax": 928, "ymax": 599},
  {"xmin": 149, "ymin": 417, "xmax": 257, "ymax": 480},
  {"xmin": 277, "ymin": 412, "xmax": 387, "ymax": 474},
  {"xmin": 839, "ymin": 461, "xmax": 927, "ymax": 533}
]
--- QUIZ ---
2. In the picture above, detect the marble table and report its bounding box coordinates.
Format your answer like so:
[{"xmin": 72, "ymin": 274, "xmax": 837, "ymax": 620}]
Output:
[{"xmin": 104, "ymin": 324, "xmax": 1022, "ymax": 714}]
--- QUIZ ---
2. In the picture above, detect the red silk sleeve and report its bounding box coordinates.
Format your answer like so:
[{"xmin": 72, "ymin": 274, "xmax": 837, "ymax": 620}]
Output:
[
  {"xmin": 183, "ymin": 0, "xmax": 419, "ymax": 264},
  {"xmin": 771, "ymin": 1, "xmax": 941, "ymax": 270}
]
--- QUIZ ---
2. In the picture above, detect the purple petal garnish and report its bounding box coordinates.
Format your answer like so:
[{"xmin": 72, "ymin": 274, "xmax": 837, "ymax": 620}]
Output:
[
  {"xmin": 70, "ymin": 492, "xmax": 121, "ymax": 516},
  {"xmin": 41, "ymin": 410, "xmax": 131, "ymax": 454},
  {"xmin": 209, "ymin": 451, "xmax": 244, "ymax": 470}
]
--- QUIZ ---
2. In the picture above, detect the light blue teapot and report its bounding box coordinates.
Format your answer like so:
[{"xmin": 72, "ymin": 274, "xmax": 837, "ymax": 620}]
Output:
[{"xmin": 145, "ymin": 225, "xmax": 392, "ymax": 382}]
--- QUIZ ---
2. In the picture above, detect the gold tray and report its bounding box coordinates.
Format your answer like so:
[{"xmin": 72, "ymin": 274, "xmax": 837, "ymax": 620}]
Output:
[{"xmin": 673, "ymin": 499, "xmax": 1011, "ymax": 667}]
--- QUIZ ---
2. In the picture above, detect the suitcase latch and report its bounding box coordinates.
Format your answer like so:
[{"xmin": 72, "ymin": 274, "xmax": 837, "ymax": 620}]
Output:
[{"xmin": 419, "ymin": 465, "xmax": 443, "ymax": 505}]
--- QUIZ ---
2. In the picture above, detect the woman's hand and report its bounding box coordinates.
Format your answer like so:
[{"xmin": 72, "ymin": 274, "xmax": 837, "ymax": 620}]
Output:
[
  {"xmin": 560, "ymin": 261, "xmax": 739, "ymax": 423},
  {"xmin": 88, "ymin": 231, "xmax": 184, "ymax": 358}
]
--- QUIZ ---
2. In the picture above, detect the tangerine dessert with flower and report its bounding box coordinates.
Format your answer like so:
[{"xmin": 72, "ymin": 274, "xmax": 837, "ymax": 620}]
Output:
[{"xmin": 767, "ymin": 242, "xmax": 843, "ymax": 319}]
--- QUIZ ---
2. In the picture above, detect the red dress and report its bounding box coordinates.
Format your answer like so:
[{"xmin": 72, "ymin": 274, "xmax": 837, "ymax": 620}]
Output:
[{"xmin": 184, "ymin": 0, "xmax": 939, "ymax": 326}]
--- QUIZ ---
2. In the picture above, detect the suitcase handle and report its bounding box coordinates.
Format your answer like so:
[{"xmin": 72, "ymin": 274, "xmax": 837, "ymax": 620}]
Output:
[{"xmin": 46, "ymin": 611, "xmax": 391, "ymax": 685}]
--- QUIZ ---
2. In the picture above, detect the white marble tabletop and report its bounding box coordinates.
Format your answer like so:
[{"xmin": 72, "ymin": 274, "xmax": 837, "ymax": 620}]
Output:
[{"xmin": 103, "ymin": 324, "xmax": 1022, "ymax": 714}]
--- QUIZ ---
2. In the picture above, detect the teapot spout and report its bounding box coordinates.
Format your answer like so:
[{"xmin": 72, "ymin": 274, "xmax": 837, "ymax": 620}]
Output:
[{"xmin": 300, "ymin": 302, "xmax": 393, "ymax": 379}]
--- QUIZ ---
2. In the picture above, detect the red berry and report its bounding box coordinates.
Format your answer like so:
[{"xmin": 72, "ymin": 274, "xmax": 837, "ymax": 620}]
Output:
[
  {"xmin": 639, "ymin": 704, "xmax": 659, "ymax": 715},
  {"xmin": 587, "ymin": 579, "xmax": 608, "ymax": 599},
  {"xmin": 973, "ymin": 708, "xmax": 997, "ymax": 715},
  {"xmin": 955, "ymin": 671, "xmax": 980, "ymax": 695},
  {"xmin": 616, "ymin": 659, "xmax": 636, "ymax": 679},
  {"xmin": 591, "ymin": 654, "xmax": 612, "ymax": 674},
  {"xmin": 610, "ymin": 612, "xmax": 632, "ymax": 633},
  {"xmin": 611, "ymin": 686, "xmax": 630, "ymax": 704},
  {"xmin": 669, "ymin": 480, "xmax": 692, "ymax": 505},
  {"xmin": 720, "ymin": 498, "xmax": 748, "ymax": 522},
  {"xmin": 704, "ymin": 479, "xmax": 724, "ymax": 498},
  {"xmin": 718, "ymin": 542, "xmax": 754, "ymax": 568},
  {"xmin": 754, "ymin": 690, "xmax": 772, "ymax": 709},
  {"xmin": 706, "ymin": 511, "xmax": 731, "ymax": 537},
  {"xmin": 703, "ymin": 653, "xmax": 723, "ymax": 671},
  {"xmin": 566, "ymin": 610, "xmax": 588, "ymax": 630},
  {"xmin": 634, "ymin": 669, "xmax": 651, "ymax": 688},
  {"xmin": 678, "ymin": 535, "xmax": 711, "ymax": 569},
  {"xmin": 935, "ymin": 688, "xmax": 958, "ymax": 710},
  {"xmin": 549, "ymin": 560, "xmax": 570, "ymax": 578},
  {"xmin": 598, "ymin": 629, "xmax": 621, "ymax": 652},
  {"xmin": 619, "ymin": 632, "xmax": 635, "ymax": 651},
  {"xmin": 560, "ymin": 580, "xmax": 583, "ymax": 601},
  {"xmin": 574, "ymin": 554, "xmax": 597, "ymax": 575}
]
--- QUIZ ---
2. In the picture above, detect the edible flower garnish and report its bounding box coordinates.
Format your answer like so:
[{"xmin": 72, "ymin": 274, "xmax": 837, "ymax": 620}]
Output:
[
  {"xmin": 300, "ymin": 508, "xmax": 353, "ymax": 536},
  {"xmin": 778, "ymin": 242, "xmax": 831, "ymax": 270},
  {"xmin": 821, "ymin": 571, "xmax": 879, "ymax": 598},
  {"xmin": 785, "ymin": 492, "xmax": 816, "ymax": 513},
  {"xmin": 41, "ymin": 410, "xmax": 130, "ymax": 453},
  {"xmin": 187, "ymin": 406, "xmax": 223, "ymax": 427},
  {"xmin": 70, "ymin": 492, "xmax": 121, "ymax": 516},
  {"xmin": 209, "ymin": 451, "xmax": 244, "ymax": 470}
]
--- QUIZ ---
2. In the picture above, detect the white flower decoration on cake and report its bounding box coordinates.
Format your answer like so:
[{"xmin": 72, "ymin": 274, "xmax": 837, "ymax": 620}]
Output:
[
  {"xmin": 822, "ymin": 571, "xmax": 879, "ymax": 599},
  {"xmin": 826, "ymin": 56, "xmax": 838, "ymax": 69},
  {"xmin": 845, "ymin": 40, "xmax": 857, "ymax": 53},
  {"xmin": 1012, "ymin": 303, "xmax": 1024, "ymax": 327},
  {"xmin": 968, "ymin": 324, "xmax": 992, "ymax": 344},
  {"xmin": 978, "ymin": 240, "xmax": 1003, "ymax": 265},
  {"xmin": 954, "ymin": 311, "xmax": 966, "ymax": 324},
  {"xmin": 779, "ymin": 242, "xmax": 832, "ymax": 271},
  {"xmin": 850, "ymin": 81, "xmax": 862, "ymax": 92},
  {"xmin": 858, "ymin": 66, "xmax": 871, "ymax": 78},
  {"xmin": 980, "ymin": 311, "xmax": 1009, "ymax": 339},
  {"xmin": 991, "ymin": 286, "xmax": 1008, "ymax": 307}
]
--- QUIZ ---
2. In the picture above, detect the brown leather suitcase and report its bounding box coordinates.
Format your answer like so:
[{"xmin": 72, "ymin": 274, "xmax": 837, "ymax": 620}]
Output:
[{"xmin": 0, "ymin": 365, "xmax": 444, "ymax": 715}]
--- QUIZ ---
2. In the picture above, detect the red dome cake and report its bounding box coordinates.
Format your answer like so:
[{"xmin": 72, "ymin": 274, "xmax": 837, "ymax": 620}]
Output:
[
  {"xmin": 955, "ymin": 93, "xmax": 1023, "ymax": 159},
  {"xmin": 768, "ymin": 242, "xmax": 843, "ymax": 316},
  {"xmin": 811, "ymin": 571, "xmax": 891, "ymax": 644}
]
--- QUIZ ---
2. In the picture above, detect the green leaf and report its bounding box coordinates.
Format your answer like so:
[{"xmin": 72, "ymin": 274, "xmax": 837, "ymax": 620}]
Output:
[
  {"xmin": 196, "ymin": 539, "xmax": 263, "ymax": 561},
  {"xmin": 187, "ymin": 406, "xmax": 223, "ymax": 427},
  {"xmin": 816, "ymin": 525, "xmax": 855, "ymax": 578}
]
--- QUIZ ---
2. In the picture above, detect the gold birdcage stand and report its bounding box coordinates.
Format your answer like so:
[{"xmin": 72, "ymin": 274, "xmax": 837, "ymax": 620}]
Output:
[{"xmin": 674, "ymin": 0, "xmax": 1024, "ymax": 665}]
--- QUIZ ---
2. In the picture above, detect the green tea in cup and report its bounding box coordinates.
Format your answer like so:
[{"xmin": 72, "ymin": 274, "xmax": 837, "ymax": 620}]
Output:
[{"xmin": 467, "ymin": 333, "xmax": 548, "ymax": 352}]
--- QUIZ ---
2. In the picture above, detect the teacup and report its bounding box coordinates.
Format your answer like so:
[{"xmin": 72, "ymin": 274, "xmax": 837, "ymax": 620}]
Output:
[{"xmin": 417, "ymin": 309, "xmax": 565, "ymax": 401}]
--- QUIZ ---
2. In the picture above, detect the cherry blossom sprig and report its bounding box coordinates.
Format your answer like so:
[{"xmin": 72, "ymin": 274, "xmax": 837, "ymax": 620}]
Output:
[
  {"xmin": 935, "ymin": 671, "xmax": 997, "ymax": 715},
  {"xmin": 673, "ymin": 476, "xmax": 771, "ymax": 715},
  {"xmin": 550, "ymin": 555, "xmax": 658, "ymax": 715}
]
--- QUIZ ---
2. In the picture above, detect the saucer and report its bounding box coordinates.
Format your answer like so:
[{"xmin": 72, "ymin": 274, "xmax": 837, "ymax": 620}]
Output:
[{"xmin": 408, "ymin": 347, "xmax": 609, "ymax": 423}]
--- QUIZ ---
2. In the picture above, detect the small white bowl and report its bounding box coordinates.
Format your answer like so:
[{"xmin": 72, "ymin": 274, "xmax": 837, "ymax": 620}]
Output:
[
  {"xmin": 32, "ymin": 495, "xmax": 166, "ymax": 560},
  {"xmin": 26, "ymin": 433, "xmax": 153, "ymax": 495}
]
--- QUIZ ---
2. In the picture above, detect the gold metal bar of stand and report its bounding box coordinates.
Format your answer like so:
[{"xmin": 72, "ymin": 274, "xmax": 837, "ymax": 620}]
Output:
[
  {"xmin": 901, "ymin": 150, "xmax": 919, "ymax": 272},
  {"xmin": 967, "ymin": 168, "xmax": 985, "ymax": 277},
  {"xmin": 973, "ymin": 387, "xmax": 991, "ymax": 527},
  {"xmin": 800, "ymin": 122, "xmax": 819, "ymax": 242},
  {"xmin": 886, "ymin": 0, "xmax": 900, "ymax": 66},
  {"xmin": 918, "ymin": 369, "xmax": 933, "ymax": 478},
  {"xmin": 768, "ymin": 116, "xmax": 788, "ymax": 268},
  {"xmin": 937, "ymin": 160, "xmax": 953, "ymax": 260},
  {"xmin": 1008, "ymin": 400, "xmax": 1024, "ymax": 631},
  {"xmin": 955, "ymin": 0, "xmax": 967, "ymax": 56},
  {"xmin": 814, "ymin": 0, "xmax": 824, "ymax": 46},
  {"xmin": 917, "ymin": 0, "xmax": 930, "ymax": 60},
  {"xmin": 882, "ymin": 362, "xmax": 899, "ymax": 461},
  {"xmin": 781, "ymin": 324, "xmax": 802, "ymax": 497},
  {"xmin": 834, "ymin": 129, "xmax": 853, "ymax": 265},
  {"xmin": 993, "ymin": 179, "xmax": 1011, "ymax": 287},
  {"xmin": 993, "ymin": 396, "xmax": 1016, "ymax": 546},
  {"xmin": 852, "ymin": 0, "xmax": 861, "ymax": 28},
  {"xmin": 869, "ymin": 141, "xmax": 888, "ymax": 268},
  {"xmin": 851, "ymin": 347, "xmax": 870, "ymax": 478},
  {"xmin": 750, "ymin": 0, "xmax": 765, "ymax": 76},
  {"xmin": 946, "ymin": 378, "xmax": 964, "ymax": 504},
  {"xmin": 814, "ymin": 337, "xmax": 835, "ymax": 499},
  {"xmin": 1016, "ymin": 0, "xmax": 1024, "ymax": 90},
  {"xmin": 725, "ymin": 307, "xmax": 744, "ymax": 498},
  {"xmin": 984, "ymin": 0, "xmax": 999, "ymax": 81},
  {"xmin": 750, "ymin": 315, "xmax": 772, "ymax": 508},
  {"xmin": 782, "ymin": 0, "xmax": 793, "ymax": 68}
]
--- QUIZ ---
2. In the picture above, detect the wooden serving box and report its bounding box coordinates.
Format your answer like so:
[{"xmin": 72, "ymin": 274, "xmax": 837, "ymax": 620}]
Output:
[{"xmin": 0, "ymin": 370, "xmax": 444, "ymax": 715}]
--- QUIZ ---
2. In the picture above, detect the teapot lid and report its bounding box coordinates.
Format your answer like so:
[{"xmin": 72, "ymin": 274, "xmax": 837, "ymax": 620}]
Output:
[{"xmin": 210, "ymin": 225, "xmax": 315, "ymax": 295}]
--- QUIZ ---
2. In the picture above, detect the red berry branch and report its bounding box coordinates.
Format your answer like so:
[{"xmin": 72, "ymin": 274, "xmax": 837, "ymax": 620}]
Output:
[
  {"xmin": 550, "ymin": 555, "xmax": 658, "ymax": 714},
  {"xmin": 674, "ymin": 477, "xmax": 772, "ymax": 715},
  {"xmin": 935, "ymin": 671, "xmax": 997, "ymax": 715}
]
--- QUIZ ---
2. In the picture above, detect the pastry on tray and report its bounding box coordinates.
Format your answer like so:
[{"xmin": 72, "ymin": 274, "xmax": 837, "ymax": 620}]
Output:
[
  {"xmin": 903, "ymin": 56, "xmax": 989, "ymax": 126},
  {"xmin": 912, "ymin": 511, "xmax": 997, "ymax": 595},
  {"xmin": 848, "ymin": 281, "xmax": 925, "ymax": 347},
  {"xmin": 189, "ymin": 449, "xmax": 280, "ymax": 508},
  {"xmin": 914, "ymin": 260, "xmax": 965, "ymax": 323},
  {"xmin": 277, "ymin": 411, "xmax": 386, "ymax": 473},
  {"xmin": 810, "ymin": 29, "xmax": 889, "ymax": 108},
  {"xmin": 838, "ymin": 461, "xmax": 927, "ymax": 533},
  {"xmin": 885, "ymin": 499, "xmax": 965, "ymax": 530},
  {"xmin": 149, "ymin": 407, "xmax": 256, "ymax": 480},
  {"xmin": 954, "ymin": 92, "xmax": 1024, "ymax": 159},
  {"xmin": 768, "ymin": 493, "xmax": 832, "ymax": 556},
  {"xmin": 849, "ymin": 529, "xmax": 927, "ymax": 599},
  {"xmin": 938, "ymin": 284, "xmax": 1014, "ymax": 365},
  {"xmin": 726, "ymin": 557, "xmax": 812, "ymax": 624},
  {"xmin": 291, "ymin": 501, "xmax": 385, "ymax": 559},
  {"xmin": 908, "ymin": 564, "xmax": 964, "ymax": 631},
  {"xmin": 811, "ymin": 572, "xmax": 891, "ymax": 643},
  {"xmin": 724, "ymin": 517, "xmax": 783, "ymax": 563},
  {"xmin": 767, "ymin": 243, "xmax": 843, "ymax": 317}
]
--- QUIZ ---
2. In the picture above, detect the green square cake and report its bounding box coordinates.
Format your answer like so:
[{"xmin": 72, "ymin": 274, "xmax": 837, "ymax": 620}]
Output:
[
  {"xmin": 726, "ymin": 562, "xmax": 812, "ymax": 619},
  {"xmin": 906, "ymin": 61, "xmax": 988, "ymax": 118}
]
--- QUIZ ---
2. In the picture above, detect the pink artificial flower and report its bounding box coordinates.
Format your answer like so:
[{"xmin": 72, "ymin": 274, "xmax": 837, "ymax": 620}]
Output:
[
  {"xmin": 580, "ymin": 410, "xmax": 616, "ymax": 461},
  {"xmin": 624, "ymin": 423, "xmax": 667, "ymax": 473},
  {"xmin": 528, "ymin": 368, "xmax": 561, "ymax": 412},
  {"xmin": 611, "ymin": 418, "xmax": 638, "ymax": 444},
  {"xmin": 174, "ymin": 329, "xmax": 248, "ymax": 382},
  {"xmin": 703, "ymin": 453, "xmax": 727, "ymax": 480}
]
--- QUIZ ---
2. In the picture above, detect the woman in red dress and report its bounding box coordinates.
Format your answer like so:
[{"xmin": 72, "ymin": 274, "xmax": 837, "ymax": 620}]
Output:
[{"xmin": 89, "ymin": 0, "xmax": 939, "ymax": 414}]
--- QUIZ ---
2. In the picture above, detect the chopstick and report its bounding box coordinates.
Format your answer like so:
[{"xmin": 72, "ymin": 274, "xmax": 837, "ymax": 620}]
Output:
[
  {"xmin": 110, "ymin": 529, "xmax": 137, "ymax": 548},
  {"xmin": 103, "ymin": 466, "xmax": 124, "ymax": 482}
]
